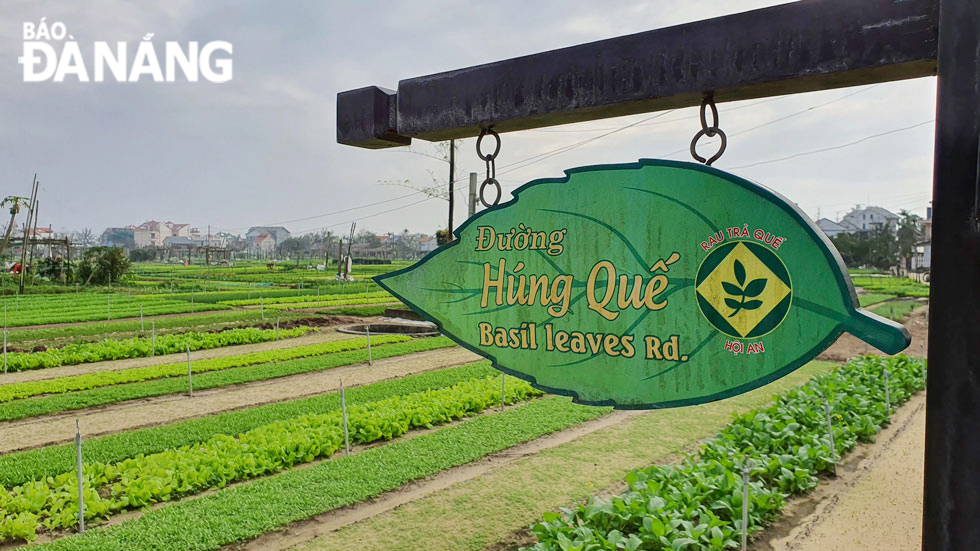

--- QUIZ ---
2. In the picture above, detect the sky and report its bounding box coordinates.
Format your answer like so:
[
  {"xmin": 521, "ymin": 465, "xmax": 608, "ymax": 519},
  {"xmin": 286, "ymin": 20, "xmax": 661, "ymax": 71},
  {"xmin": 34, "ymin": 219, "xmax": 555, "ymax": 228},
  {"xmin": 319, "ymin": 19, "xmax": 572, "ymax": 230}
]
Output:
[{"xmin": 0, "ymin": 0, "xmax": 937, "ymax": 238}]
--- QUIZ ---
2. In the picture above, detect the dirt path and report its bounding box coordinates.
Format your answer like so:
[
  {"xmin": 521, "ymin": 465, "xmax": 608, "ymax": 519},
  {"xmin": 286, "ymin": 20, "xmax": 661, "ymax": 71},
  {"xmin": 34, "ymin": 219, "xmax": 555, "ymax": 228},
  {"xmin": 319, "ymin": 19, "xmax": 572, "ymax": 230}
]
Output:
[
  {"xmin": 817, "ymin": 304, "xmax": 927, "ymax": 362},
  {"xmin": 753, "ymin": 393, "xmax": 925, "ymax": 551},
  {"xmin": 0, "ymin": 329, "xmax": 356, "ymax": 385},
  {"xmin": 0, "ymin": 347, "xmax": 480, "ymax": 454},
  {"xmin": 236, "ymin": 410, "xmax": 646, "ymax": 551}
]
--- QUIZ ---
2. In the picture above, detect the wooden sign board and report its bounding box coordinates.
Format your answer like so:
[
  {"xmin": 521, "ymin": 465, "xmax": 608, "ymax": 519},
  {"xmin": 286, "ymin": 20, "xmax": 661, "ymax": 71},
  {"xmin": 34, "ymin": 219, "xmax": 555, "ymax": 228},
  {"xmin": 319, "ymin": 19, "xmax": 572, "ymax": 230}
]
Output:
[{"xmin": 377, "ymin": 160, "xmax": 909, "ymax": 408}]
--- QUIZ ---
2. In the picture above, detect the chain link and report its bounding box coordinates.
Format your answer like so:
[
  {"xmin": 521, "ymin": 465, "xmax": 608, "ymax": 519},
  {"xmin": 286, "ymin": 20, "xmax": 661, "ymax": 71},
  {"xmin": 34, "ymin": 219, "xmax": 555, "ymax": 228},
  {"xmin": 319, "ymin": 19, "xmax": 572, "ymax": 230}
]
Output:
[
  {"xmin": 690, "ymin": 96, "xmax": 727, "ymax": 166},
  {"xmin": 476, "ymin": 127, "xmax": 502, "ymax": 208}
]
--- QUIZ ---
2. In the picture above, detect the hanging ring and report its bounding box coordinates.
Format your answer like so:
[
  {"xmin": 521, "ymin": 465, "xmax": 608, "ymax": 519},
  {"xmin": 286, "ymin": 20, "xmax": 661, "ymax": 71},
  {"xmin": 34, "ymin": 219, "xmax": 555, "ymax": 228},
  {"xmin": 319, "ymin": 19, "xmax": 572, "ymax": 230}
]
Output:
[
  {"xmin": 476, "ymin": 128, "xmax": 501, "ymax": 161},
  {"xmin": 479, "ymin": 177, "xmax": 502, "ymax": 208},
  {"xmin": 699, "ymin": 98, "xmax": 720, "ymax": 137},
  {"xmin": 690, "ymin": 127, "xmax": 728, "ymax": 166},
  {"xmin": 691, "ymin": 95, "xmax": 726, "ymax": 165}
]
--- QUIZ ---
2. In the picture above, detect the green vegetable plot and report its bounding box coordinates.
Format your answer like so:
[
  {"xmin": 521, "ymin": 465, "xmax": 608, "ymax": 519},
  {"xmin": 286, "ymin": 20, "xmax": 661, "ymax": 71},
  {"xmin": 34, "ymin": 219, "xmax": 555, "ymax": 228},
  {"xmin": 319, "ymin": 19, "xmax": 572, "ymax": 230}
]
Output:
[
  {"xmin": 0, "ymin": 293, "xmax": 229, "ymax": 327},
  {"xmin": 526, "ymin": 354, "xmax": 926, "ymax": 551},
  {"xmin": 0, "ymin": 361, "xmax": 498, "ymax": 488},
  {"xmin": 0, "ymin": 335, "xmax": 404, "ymax": 403},
  {"xmin": 2, "ymin": 311, "xmax": 306, "ymax": 346},
  {"xmin": 0, "ymin": 376, "xmax": 543, "ymax": 542},
  {"xmin": 1, "ymin": 327, "xmax": 313, "ymax": 373},
  {"xmin": 29, "ymin": 396, "xmax": 604, "ymax": 551},
  {"xmin": 0, "ymin": 337, "xmax": 452, "ymax": 422},
  {"xmin": 220, "ymin": 291, "xmax": 392, "ymax": 307},
  {"xmin": 267, "ymin": 297, "xmax": 397, "ymax": 311},
  {"xmin": 857, "ymin": 293, "xmax": 896, "ymax": 307},
  {"xmin": 851, "ymin": 276, "xmax": 930, "ymax": 298}
]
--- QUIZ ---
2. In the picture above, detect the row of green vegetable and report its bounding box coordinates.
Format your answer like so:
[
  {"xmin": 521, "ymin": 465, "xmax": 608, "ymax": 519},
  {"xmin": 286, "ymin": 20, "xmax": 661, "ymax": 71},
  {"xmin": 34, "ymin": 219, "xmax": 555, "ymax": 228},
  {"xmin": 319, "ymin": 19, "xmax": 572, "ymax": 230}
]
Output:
[
  {"xmin": 0, "ymin": 337, "xmax": 454, "ymax": 422},
  {"xmin": 851, "ymin": 276, "xmax": 930, "ymax": 298},
  {"xmin": 0, "ymin": 375, "xmax": 544, "ymax": 542},
  {"xmin": 30, "ymin": 395, "xmax": 605, "ymax": 551},
  {"xmin": 266, "ymin": 296, "xmax": 397, "ymax": 311},
  {"xmin": 0, "ymin": 335, "xmax": 404, "ymax": 403},
  {"xmin": 525, "ymin": 354, "xmax": 925, "ymax": 551},
  {"xmin": 0, "ymin": 295, "xmax": 227, "ymax": 327},
  {"xmin": 1, "ymin": 327, "xmax": 313, "ymax": 373},
  {"xmin": 219, "ymin": 290, "xmax": 390, "ymax": 307},
  {"xmin": 0, "ymin": 361, "xmax": 498, "ymax": 487},
  {"xmin": 3, "ymin": 311, "xmax": 309, "ymax": 346}
]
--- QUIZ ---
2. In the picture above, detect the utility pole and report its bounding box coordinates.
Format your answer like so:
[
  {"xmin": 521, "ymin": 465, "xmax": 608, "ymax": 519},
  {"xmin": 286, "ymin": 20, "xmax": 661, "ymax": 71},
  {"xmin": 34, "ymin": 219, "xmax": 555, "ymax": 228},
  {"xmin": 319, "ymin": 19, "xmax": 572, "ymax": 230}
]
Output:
[
  {"xmin": 468, "ymin": 172, "xmax": 478, "ymax": 218},
  {"xmin": 18, "ymin": 175, "xmax": 38, "ymax": 294},
  {"xmin": 27, "ymin": 201, "xmax": 39, "ymax": 269},
  {"xmin": 206, "ymin": 224, "xmax": 210, "ymax": 266}
]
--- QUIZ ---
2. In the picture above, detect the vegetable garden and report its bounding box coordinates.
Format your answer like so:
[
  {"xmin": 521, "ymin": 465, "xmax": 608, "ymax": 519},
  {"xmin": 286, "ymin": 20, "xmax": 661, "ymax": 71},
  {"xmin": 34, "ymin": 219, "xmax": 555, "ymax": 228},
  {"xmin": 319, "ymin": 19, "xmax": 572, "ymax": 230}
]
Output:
[{"xmin": 0, "ymin": 262, "xmax": 931, "ymax": 550}]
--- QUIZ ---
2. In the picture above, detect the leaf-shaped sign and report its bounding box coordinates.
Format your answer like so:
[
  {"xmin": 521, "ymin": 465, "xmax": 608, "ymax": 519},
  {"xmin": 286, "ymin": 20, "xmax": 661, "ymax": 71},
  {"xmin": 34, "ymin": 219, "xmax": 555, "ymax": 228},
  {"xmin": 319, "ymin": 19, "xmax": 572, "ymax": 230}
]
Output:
[{"xmin": 376, "ymin": 160, "xmax": 909, "ymax": 408}]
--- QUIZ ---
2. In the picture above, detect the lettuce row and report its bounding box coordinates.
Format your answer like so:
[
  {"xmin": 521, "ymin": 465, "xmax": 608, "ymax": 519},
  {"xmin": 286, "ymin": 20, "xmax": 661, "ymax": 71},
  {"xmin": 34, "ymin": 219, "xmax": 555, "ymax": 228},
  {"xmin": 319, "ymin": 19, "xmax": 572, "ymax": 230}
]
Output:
[
  {"xmin": 0, "ymin": 326, "xmax": 314, "ymax": 373},
  {"xmin": 0, "ymin": 374, "xmax": 542, "ymax": 542},
  {"xmin": 0, "ymin": 334, "xmax": 406, "ymax": 403},
  {"xmin": 0, "ymin": 336, "xmax": 451, "ymax": 423},
  {"xmin": 526, "ymin": 354, "xmax": 926, "ymax": 551}
]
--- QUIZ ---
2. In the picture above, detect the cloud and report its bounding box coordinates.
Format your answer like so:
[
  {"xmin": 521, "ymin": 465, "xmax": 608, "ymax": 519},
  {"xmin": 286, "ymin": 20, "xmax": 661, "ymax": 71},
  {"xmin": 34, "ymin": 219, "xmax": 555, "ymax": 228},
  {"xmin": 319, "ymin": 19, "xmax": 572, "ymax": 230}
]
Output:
[{"xmin": 0, "ymin": 0, "xmax": 936, "ymax": 238}]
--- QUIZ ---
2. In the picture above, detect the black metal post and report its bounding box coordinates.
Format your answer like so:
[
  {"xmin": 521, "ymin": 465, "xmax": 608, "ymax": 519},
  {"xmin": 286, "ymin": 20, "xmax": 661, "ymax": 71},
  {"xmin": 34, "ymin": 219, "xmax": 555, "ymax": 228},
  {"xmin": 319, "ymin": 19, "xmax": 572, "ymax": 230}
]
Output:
[
  {"xmin": 448, "ymin": 139, "xmax": 455, "ymax": 233},
  {"xmin": 922, "ymin": 0, "xmax": 980, "ymax": 547}
]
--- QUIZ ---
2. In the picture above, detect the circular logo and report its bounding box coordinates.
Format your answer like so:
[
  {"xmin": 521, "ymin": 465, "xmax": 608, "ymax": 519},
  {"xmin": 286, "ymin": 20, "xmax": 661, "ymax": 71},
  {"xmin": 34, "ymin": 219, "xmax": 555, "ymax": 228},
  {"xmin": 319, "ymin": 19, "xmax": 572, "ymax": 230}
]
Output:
[{"xmin": 695, "ymin": 240, "xmax": 793, "ymax": 339}]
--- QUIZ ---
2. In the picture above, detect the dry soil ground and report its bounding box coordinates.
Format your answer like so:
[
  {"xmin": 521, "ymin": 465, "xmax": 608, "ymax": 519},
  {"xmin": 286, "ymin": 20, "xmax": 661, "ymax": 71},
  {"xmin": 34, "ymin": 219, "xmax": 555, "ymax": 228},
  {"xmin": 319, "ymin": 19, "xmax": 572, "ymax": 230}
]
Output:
[{"xmin": 754, "ymin": 394, "xmax": 925, "ymax": 551}]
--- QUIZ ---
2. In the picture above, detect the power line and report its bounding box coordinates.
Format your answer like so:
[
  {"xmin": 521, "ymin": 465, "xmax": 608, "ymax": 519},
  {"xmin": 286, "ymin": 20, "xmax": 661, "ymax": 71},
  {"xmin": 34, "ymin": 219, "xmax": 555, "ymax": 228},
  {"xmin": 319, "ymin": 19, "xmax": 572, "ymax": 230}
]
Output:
[
  {"xmin": 217, "ymin": 190, "xmax": 424, "ymax": 232},
  {"xmin": 293, "ymin": 196, "xmax": 435, "ymax": 235},
  {"xmin": 495, "ymin": 110, "xmax": 677, "ymax": 176},
  {"xmin": 729, "ymin": 120, "xmax": 934, "ymax": 170},
  {"xmin": 658, "ymin": 84, "xmax": 882, "ymax": 159},
  {"xmin": 244, "ymin": 84, "xmax": 911, "ymax": 233},
  {"xmin": 293, "ymin": 110, "xmax": 681, "ymax": 233}
]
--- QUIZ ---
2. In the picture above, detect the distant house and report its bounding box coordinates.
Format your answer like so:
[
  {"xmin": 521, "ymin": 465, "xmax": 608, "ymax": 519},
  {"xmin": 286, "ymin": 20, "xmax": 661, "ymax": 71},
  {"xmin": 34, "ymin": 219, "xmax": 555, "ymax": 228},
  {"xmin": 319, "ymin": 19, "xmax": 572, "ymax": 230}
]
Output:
[
  {"xmin": 100, "ymin": 228, "xmax": 136, "ymax": 248},
  {"xmin": 252, "ymin": 234, "xmax": 276, "ymax": 255},
  {"xmin": 840, "ymin": 206, "xmax": 899, "ymax": 233},
  {"xmin": 163, "ymin": 236, "xmax": 196, "ymax": 249},
  {"xmin": 128, "ymin": 220, "xmax": 171, "ymax": 248},
  {"xmin": 247, "ymin": 226, "xmax": 291, "ymax": 244},
  {"xmin": 815, "ymin": 218, "xmax": 849, "ymax": 238},
  {"xmin": 246, "ymin": 226, "xmax": 291, "ymax": 256},
  {"xmin": 418, "ymin": 236, "xmax": 438, "ymax": 253},
  {"xmin": 28, "ymin": 226, "xmax": 55, "ymax": 240},
  {"xmin": 912, "ymin": 206, "xmax": 933, "ymax": 270},
  {"xmin": 166, "ymin": 222, "xmax": 192, "ymax": 238}
]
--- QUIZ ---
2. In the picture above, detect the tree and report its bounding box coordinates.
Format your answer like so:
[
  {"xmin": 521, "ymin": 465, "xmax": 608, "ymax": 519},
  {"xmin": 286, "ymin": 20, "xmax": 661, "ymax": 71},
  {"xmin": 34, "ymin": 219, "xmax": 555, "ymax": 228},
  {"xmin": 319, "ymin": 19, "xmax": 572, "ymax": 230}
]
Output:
[
  {"xmin": 129, "ymin": 249, "xmax": 156, "ymax": 262},
  {"xmin": 277, "ymin": 238, "xmax": 305, "ymax": 262},
  {"xmin": 354, "ymin": 230, "xmax": 380, "ymax": 247},
  {"xmin": 865, "ymin": 225, "xmax": 898, "ymax": 270},
  {"xmin": 77, "ymin": 228, "xmax": 95, "ymax": 247},
  {"xmin": 77, "ymin": 246, "xmax": 130, "ymax": 285},
  {"xmin": 896, "ymin": 210, "xmax": 922, "ymax": 270}
]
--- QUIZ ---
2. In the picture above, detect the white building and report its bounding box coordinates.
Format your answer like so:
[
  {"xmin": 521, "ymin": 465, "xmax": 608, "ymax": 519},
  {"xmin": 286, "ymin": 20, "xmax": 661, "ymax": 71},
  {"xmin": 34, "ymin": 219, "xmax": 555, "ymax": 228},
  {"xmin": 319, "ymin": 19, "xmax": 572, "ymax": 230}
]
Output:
[
  {"xmin": 840, "ymin": 206, "xmax": 899, "ymax": 233},
  {"xmin": 815, "ymin": 218, "xmax": 849, "ymax": 238}
]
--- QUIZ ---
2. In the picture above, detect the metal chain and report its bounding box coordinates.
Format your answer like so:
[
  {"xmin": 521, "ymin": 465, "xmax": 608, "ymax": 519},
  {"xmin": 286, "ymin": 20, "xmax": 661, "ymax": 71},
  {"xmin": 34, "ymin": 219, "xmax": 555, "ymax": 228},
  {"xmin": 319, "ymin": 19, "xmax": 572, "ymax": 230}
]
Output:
[
  {"xmin": 690, "ymin": 96, "xmax": 727, "ymax": 166},
  {"xmin": 476, "ymin": 127, "xmax": 502, "ymax": 207}
]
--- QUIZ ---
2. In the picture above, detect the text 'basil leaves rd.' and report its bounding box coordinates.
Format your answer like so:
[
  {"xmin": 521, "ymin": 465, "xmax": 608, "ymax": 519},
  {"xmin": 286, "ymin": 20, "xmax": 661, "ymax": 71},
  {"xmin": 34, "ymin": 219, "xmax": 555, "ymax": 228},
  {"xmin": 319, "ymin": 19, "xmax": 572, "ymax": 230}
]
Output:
[{"xmin": 376, "ymin": 160, "xmax": 910, "ymax": 408}]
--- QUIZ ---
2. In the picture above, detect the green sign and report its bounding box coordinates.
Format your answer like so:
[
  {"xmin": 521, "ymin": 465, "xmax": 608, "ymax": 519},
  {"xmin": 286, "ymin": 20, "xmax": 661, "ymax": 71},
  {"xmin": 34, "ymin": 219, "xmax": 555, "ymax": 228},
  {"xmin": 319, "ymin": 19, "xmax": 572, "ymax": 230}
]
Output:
[{"xmin": 376, "ymin": 160, "xmax": 910, "ymax": 408}]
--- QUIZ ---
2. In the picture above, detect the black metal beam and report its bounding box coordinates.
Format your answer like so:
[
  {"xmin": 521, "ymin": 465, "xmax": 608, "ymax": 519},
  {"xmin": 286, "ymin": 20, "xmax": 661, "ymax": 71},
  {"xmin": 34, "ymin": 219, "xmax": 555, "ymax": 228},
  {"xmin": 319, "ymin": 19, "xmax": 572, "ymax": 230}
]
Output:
[
  {"xmin": 923, "ymin": 0, "xmax": 980, "ymax": 548},
  {"xmin": 337, "ymin": 0, "xmax": 938, "ymax": 148},
  {"xmin": 336, "ymin": 86, "xmax": 409, "ymax": 149}
]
